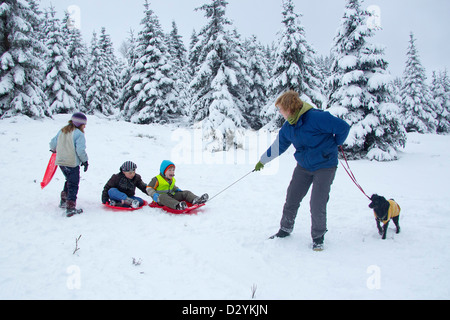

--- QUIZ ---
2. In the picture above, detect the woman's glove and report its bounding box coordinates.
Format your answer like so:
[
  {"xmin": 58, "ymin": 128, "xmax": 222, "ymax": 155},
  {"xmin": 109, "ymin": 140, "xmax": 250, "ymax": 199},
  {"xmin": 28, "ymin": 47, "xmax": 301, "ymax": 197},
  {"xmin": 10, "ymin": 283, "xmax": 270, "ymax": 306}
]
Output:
[{"xmin": 254, "ymin": 161, "xmax": 265, "ymax": 172}]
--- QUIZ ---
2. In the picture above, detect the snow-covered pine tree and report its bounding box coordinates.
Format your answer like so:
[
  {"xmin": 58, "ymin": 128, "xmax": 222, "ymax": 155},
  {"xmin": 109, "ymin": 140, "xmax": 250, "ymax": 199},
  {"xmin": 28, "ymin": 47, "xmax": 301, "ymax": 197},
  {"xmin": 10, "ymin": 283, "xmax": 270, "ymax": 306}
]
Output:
[
  {"xmin": 229, "ymin": 28, "xmax": 254, "ymax": 124},
  {"xmin": 116, "ymin": 29, "xmax": 138, "ymax": 117},
  {"xmin": 188, "ymin": 29, "xmax": 201, "ymax": 80},
  {"xmin": 327, "ymin": 0, "xmax": 406, "ymax": 161},
  {"xmin": 431, "ymin": 70, "xmax": 450, "ymax": 134},
  {"xmin": 84, "ymin": 28, "xmax": 120, "ymax": 115},
  {"xmin": 42, "ymin": 6, "xmax": 80, "ymax": 115},
  {"xmin": 168, "ymin": 21, "xmax": 187, "ymax": 72},
  {"xmin": 98, "ymin": 27, "xmax": 120, "ymax": 114},
  {"xmin": 0, "ymin": 0, "xmax": 47, "ymax": 118},
  {"xmin": 399, "ymin": 32, "xmax": 437, "ymax": 133},
  {"xmin": 315, "ymin": 54, "xmax": 333, "ymax": 104},
  {"xmin": 61, "ymin": 11, "xmax": 88, "ymax": 112},
  {"xmin": 121, "ymin": 0, "xmax": 176, "ymax": 124},
  {"xmin": 189, "ymin": 0, "xmax": 249, "ymax": 151},
  {"xmin": 261, "ymin": 0, "xmax": 324, "ymax": 129},
  {"xmin": 244, "ymin": 35, "xmax": 269, "ymax": 130},
  {"xmin": 167, "ymin": 20, "xmax": 190, "ymax": 116},
  {"xmin": 85, "ymin": 32, "xmax": 109, "ymax": 115}
]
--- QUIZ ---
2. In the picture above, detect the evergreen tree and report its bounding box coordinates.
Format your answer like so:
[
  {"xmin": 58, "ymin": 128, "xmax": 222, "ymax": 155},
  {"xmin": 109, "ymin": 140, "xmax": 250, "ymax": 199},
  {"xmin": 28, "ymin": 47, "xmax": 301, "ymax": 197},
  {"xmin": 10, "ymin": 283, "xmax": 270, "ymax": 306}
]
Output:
[
  {"xmin": 98, "ymin": 27, "xmax": 120, "ymax": 113},
  {"xmin": 61, "ymin": 11, "xmax": 88, "ymax": 112},
  {"xmin": 315, "ymin": 54, "xmax": 333, "ymax": 104},
  {"xmin": 121, "ymin": 0, "xmax": 176, "ymax": 124},
  {"xmin": 85, "ymin": 31, "xmax": 115, "ymax": 115},
  {"xmin": 42, "ymin": 6, "xmax": 80, "ymax": 115},
  {"xmin": 190, "ymin": 0, "xmax": 248, "ymax": 151},
  {"xmin": 116, "ymin": 29, "xmax": 138, "ymax": 114},
  {"xmin": 244, "ymin": 35, "xmax": 269, "ymax": 129},
  {"xmin": 0, "ymin": 0, "xmax": 47, "ymax": 118},
  {"xmin": 261, "ymin": 0, "xmax": 324, "ymax": 129},
  {"xmin": 431, "ymin": 70, "xmax": 450, "ymax": 134},
  {"xmin": 327, "ymin": 0, "xmax": 406, "ymax": 161},
  {"xmin": 168, "ymin": 21, "xmax": 187, "ymax": 72},
  {"xmin": 188, "ymin": 29, "xmax": 201, "ymax": 79},
  {"xmin": 167, "ymin": 20, "xmax": 190, "ymax": 115},
  {"xmin": 399, "ymin": 32, "xmax": 437, "ymax": 133}
]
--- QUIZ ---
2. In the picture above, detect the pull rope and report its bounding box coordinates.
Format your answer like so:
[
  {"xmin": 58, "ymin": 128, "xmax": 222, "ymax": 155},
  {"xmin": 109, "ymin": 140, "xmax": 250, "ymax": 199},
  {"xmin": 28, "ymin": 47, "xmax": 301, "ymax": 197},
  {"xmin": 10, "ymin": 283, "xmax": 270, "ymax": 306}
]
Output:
[
  {"xmin": 208, "ymin": 169, "xmax": 255, "ymax": 202},
  {"xmin": 339, "ymin": 146, "xmax": 371, "ymax": 200}
]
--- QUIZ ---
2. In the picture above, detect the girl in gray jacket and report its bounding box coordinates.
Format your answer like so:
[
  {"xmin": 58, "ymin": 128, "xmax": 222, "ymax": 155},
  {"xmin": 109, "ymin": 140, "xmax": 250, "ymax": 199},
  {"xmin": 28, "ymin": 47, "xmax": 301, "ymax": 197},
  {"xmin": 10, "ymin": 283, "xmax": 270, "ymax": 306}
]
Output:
[{"xmin": 49, "ymin": 112, "xmax": 88, "ymax": 217}]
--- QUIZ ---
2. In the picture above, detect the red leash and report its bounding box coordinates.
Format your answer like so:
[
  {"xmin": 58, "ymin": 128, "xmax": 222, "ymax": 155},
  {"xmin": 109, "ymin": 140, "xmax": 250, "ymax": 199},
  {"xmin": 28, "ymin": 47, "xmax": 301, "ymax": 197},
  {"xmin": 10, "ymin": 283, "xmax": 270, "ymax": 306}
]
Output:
[{"xmin": 339, "ymin": 146, "xmax": 371, "ymax": 200}]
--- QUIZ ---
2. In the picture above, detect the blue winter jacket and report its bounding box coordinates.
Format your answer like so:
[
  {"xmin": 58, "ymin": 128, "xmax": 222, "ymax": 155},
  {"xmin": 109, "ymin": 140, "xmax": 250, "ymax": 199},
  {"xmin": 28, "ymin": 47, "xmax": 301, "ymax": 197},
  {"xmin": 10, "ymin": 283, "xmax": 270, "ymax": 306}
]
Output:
[{"xmin": 260, "ymin": 108, "xmax": 350, "ymax": 172}]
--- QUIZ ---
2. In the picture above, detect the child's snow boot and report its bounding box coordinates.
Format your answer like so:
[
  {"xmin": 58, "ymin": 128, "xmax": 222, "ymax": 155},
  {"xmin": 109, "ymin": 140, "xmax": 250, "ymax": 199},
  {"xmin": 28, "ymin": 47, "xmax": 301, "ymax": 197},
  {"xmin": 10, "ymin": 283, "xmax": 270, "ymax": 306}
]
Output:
[
  {"xmin": 192, "ymin": 193, "xmax": 209, "ymax": 204},
  {"xmin": 123, "ymin": 197, "xmax": 140, "ymax": 208},
  {"xmin": 176, "ymin": 201, "xmax": 188, "ymax": 210},
  {"xmin": 66, "ymin": 200, "xmax": 83, "ymax": 217},
  {"xmin": 59, "ymin": 191, "xmax": 67, "ymax": 208}
]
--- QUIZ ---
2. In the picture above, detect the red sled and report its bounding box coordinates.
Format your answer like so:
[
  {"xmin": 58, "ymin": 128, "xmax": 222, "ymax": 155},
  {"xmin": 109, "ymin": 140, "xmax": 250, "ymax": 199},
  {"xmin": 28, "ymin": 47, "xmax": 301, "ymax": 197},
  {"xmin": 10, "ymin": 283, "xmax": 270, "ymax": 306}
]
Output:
[
  {"xmin": 41, "ymin": 153, "xmax": 58, "ymax": 189},
  {"xmin": 103, "ymin": 200, "xmax": 148, "ymax": 211},
  {"xmin": 149, "ymin": 202, "xmax": 205, "ymax": 214}
]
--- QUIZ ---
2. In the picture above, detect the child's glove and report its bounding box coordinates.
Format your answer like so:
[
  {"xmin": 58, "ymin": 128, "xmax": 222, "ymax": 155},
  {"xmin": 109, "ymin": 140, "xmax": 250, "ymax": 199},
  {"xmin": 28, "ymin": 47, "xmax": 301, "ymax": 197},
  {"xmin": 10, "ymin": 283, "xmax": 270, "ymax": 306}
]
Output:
[
  {"xmin": 81, "ymin": 161, "xmax": 89, "ymax": 172},
  {"xmin": 152, "ymin": 193, "xmax": 160, "ymax": 203},
  {"xmin": 254, "ymin": 161, "xmax": 264, "ymax": 172}
]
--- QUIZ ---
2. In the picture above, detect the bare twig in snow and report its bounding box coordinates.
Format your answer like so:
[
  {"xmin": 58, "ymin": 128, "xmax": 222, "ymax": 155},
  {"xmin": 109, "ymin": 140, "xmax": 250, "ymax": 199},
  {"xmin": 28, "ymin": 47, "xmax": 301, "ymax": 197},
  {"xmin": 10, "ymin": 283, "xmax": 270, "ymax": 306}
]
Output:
[{"xmin": 73, "ymin": 235, "xmax": 81, "ymax": 255}]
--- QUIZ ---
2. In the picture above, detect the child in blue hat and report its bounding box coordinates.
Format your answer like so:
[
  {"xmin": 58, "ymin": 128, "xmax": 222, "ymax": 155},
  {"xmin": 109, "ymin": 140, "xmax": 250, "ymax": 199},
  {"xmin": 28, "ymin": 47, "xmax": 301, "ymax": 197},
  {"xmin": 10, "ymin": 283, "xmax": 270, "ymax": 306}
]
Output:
[{"xmin": 147, "ymin": 160, "xmax": 208, "ymax": 210}]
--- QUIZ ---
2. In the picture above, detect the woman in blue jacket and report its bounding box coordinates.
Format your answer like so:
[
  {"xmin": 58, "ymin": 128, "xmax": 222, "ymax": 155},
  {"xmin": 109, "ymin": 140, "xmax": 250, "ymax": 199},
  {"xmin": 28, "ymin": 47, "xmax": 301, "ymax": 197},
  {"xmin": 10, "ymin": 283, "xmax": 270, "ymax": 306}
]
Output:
[{"xmin": 255, "ymin": 91, "xmax": 350, "ymax": 251}]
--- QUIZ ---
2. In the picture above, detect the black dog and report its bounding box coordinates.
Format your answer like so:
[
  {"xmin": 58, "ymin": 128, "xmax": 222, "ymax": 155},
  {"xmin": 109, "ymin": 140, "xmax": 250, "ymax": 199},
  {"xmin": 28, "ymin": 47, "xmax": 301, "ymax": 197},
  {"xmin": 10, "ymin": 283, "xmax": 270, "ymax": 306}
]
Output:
[{"xmin": 368, "ymin": 194, "xmax": 401, "ymax": 240}]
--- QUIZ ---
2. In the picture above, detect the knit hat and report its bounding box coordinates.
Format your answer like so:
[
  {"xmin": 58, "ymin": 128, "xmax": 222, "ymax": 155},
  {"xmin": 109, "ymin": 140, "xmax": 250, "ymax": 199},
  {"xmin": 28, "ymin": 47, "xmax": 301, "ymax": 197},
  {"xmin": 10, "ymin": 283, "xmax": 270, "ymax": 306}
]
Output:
[
  {"xmin": 160, "ymin": 160, "xmax": 175, "ymax": 176},
  {"xmin": 121, "ymin": 161, "xmax": 137, "ymax": 172},
  {"xmin": 71, "ymin": 112, "xmax": 87, "ymax": 128}
]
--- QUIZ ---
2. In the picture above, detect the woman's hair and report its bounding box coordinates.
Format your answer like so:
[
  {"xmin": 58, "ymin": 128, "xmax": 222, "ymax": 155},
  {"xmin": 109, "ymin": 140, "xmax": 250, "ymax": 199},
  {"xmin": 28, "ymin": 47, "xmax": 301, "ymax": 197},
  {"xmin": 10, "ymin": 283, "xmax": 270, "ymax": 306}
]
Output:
[
  {"xmin": 276, "ymin": 90, "xmax": 304, "ymax": 115},
  {"xmin": 61, "ymin": 121, "xmax": 84, "ymax": 134}
]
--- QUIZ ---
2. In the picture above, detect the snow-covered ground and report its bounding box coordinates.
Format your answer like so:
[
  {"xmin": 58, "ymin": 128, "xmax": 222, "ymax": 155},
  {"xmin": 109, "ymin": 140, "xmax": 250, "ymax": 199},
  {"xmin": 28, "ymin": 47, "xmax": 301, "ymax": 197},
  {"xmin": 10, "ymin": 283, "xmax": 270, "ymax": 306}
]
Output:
[{"xmin": 1, "ymin": 114, "xmax": 449, "ymax": 300}]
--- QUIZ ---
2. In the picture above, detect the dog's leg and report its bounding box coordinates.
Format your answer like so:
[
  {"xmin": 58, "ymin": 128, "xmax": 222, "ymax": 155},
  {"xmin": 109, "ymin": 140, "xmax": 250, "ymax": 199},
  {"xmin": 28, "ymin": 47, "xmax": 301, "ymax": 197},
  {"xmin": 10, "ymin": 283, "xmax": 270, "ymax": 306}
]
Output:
[
  {"xmin": 381, "ymin": 221, "xmax": 389, "ymax": 240},
  {"xmin": 376, "ymin": 219, "xmax": 383, "ymax": 235},
  {"xmin": 392, "ymin": 216, "xmax": 400, "ymax": 234}
]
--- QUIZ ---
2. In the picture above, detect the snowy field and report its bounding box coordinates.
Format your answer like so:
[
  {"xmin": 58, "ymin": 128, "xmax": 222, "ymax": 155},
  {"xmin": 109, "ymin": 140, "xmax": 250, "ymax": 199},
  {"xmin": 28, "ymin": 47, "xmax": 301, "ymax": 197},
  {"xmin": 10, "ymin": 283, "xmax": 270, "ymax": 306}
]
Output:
[{"xmin": 0, "ymin": 114, "xmax": 449, "ymax": 300}]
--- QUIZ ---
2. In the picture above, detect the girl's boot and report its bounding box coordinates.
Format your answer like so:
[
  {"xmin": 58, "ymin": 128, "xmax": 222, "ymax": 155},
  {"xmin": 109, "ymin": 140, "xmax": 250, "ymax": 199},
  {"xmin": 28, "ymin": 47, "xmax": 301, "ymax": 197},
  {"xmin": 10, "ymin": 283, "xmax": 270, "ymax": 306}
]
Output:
[
  {"xmin": 66, "ymin": 200, "xmax": 83, "ymax": 217},
  {"xmin": 59, "ymin": 191, "xmax": 67, "ymax": 208}
]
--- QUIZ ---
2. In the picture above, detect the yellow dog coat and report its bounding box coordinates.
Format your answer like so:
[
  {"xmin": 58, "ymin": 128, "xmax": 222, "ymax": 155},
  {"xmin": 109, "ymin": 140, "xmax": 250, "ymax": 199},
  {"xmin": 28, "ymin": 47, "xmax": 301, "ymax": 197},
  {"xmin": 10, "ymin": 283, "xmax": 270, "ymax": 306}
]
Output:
[{"xmin": 374, "ymin": 199, "xmax": 401, "ymax": 225}]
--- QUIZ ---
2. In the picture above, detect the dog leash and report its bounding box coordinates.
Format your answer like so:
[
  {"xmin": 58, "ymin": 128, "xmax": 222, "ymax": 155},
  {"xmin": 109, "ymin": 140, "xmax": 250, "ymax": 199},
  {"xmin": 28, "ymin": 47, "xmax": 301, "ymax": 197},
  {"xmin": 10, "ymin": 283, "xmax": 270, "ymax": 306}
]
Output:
[{"xmin": 339, "ymin": 146, "xmax": 371, "ymax": 200}]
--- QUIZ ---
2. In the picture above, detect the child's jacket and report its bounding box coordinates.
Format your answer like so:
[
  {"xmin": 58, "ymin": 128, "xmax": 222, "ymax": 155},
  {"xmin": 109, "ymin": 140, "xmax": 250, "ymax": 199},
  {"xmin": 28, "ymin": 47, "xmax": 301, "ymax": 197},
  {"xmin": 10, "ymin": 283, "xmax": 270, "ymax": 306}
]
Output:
[
  {"xmin": 146, "ymin": 175, "xmax": 179, "ymax": 198},
  {"xmin": 102, "ymin": 172, "xmax": 147, "ymax": 203},
  {"xmin": 50, "ymin": 128, "xmax": 88, "ymax": 167}
]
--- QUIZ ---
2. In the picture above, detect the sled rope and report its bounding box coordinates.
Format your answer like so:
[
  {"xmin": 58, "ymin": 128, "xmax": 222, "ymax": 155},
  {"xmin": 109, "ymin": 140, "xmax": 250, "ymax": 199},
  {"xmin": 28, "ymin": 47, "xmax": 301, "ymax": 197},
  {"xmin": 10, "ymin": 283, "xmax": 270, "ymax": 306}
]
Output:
[
  {"xmin": 208, "ymin": 169, "xmax": 255, "ymax": 202},
  {"xmin": 339, "ymin": 146, "xmax": 371, "ymax": 200}
]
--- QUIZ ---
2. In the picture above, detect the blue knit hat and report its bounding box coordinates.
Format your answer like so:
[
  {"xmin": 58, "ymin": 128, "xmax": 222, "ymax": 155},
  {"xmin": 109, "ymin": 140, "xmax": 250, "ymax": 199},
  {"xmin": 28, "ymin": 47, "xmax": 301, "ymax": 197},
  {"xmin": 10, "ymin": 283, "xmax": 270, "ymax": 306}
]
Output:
[{"xmin": 160, "ymin": 160, "xmax": 175, "ymax": 176}]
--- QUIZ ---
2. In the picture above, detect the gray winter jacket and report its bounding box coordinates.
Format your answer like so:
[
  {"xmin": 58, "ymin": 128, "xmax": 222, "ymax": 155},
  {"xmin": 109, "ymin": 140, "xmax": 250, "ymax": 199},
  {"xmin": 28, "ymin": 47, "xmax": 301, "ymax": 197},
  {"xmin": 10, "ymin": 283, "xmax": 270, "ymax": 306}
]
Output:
[{"xmin": 49, "ymin": 128, "xmax": 88, "ymax": 167}]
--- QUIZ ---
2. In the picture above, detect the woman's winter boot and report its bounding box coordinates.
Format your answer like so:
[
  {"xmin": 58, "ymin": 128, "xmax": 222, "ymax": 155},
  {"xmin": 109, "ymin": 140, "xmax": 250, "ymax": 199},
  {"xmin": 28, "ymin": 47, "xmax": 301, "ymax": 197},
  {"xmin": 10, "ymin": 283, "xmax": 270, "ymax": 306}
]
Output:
[{"xmin": 312, "ymin": 235, "xmax": 324, "ymax": 251}]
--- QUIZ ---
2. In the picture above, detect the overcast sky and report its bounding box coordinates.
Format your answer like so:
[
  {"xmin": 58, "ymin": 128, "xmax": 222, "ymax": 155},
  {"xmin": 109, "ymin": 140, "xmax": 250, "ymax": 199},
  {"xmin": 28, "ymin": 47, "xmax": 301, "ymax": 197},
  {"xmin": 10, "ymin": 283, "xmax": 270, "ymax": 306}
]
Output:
[{"xmin": 39, "ymin": 0, "xmax": 450, "ymax": 79}]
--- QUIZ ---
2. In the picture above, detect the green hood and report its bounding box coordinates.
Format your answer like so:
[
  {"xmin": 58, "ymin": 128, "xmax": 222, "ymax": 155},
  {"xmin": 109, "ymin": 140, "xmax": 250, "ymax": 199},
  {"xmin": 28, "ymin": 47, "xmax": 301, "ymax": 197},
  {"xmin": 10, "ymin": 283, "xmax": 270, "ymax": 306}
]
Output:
[{"xmin": 287, "ymin": 102, "xmax": 314, "ymax": 125}]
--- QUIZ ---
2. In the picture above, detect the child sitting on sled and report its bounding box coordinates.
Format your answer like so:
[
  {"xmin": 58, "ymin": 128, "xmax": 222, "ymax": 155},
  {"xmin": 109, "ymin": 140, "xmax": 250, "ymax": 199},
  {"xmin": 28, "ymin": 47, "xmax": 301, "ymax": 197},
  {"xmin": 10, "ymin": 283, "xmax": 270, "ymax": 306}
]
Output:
[
  {"xmin": 102, "ymin": 161, "xmax": 148, "ymax": 208},
  {"xmin": 147, "ymin": 160, "xmax": 208, "ymax": 210}
]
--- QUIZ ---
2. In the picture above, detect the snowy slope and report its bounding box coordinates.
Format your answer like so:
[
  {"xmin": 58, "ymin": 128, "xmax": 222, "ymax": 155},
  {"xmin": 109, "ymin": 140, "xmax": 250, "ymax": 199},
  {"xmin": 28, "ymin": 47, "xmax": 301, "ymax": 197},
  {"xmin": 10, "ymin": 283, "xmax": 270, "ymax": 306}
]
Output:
[{"xmin": 0, "ymin": 114, "xmax": 449, "ymax": 300}]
